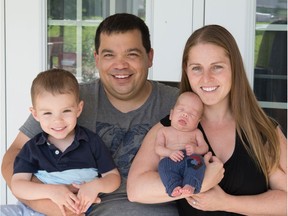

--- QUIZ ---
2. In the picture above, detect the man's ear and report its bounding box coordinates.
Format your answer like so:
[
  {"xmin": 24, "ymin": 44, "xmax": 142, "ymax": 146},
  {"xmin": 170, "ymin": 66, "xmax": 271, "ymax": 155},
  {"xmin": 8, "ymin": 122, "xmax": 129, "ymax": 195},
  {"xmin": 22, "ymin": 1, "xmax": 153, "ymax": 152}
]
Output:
[
  {"xmin": 77, "ymin": 100, "xmax": 84, "ymax": 117},
  {"xmin": 94, "ymin": 51, "xmax": 99, "ymax": 68},
  {"xmin": 148, "ymin": 48, "xmax": 154, "ymax": 68},
  {"xmin": 29, "ymin": 107, "xmax": 40, "ymax": 122}
]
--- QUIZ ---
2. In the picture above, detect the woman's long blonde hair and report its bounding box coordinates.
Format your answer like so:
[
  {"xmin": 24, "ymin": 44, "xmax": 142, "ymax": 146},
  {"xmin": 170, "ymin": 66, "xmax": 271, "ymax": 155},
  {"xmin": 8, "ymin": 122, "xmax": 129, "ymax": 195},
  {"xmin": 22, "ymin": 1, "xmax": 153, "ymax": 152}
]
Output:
[{"xmin": 179, "ymin": 25, "xmax": 282, "ymax": 183}]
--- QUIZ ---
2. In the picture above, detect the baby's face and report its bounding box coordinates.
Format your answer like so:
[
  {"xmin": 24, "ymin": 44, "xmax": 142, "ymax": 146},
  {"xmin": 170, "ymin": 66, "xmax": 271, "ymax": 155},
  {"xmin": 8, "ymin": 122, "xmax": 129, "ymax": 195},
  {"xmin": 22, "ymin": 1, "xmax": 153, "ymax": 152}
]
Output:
[{"xmin": 170, "ymin": 99, "xmax": 202, "ymax": 132}]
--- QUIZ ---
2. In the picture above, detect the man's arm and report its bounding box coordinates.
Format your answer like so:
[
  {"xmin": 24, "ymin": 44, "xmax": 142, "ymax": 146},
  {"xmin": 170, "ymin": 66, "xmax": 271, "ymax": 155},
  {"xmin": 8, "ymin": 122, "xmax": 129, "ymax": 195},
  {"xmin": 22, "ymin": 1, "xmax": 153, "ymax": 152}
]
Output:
[
  {"xmin": 2, "ymin": 131, "xmax": 29, "ymax": 189},
  {"xmin": 1, "ymin": 131, "xmax": 78, "ymax": 216}
]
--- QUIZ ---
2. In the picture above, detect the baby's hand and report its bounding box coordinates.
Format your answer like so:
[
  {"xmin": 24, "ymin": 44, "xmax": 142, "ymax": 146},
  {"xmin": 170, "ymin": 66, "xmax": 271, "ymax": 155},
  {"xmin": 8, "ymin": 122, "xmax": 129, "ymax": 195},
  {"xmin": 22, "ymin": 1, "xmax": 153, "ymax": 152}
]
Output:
[
  {"xmin": 185, "ymin": 144, "xmax": 196, "ymax": 156},
  {"xmin": 169, "ymin": 150, "xmax": 184, "ymax": 162}
]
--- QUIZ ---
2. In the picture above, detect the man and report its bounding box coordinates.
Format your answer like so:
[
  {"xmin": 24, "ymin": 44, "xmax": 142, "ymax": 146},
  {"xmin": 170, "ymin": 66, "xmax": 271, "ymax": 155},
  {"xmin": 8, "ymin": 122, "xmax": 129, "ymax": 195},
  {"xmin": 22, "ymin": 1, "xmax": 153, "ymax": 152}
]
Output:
[{"xmin": 1, "ymin": 13, "xmax": 179, "ymax": 216}]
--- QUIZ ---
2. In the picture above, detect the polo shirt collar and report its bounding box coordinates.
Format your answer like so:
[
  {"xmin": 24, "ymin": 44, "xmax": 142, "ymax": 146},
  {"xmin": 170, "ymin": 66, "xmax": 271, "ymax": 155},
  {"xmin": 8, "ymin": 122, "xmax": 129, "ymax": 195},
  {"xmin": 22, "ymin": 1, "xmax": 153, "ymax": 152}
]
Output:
[{"xmin": 35, "ymin": 124, "xmax": 89, "ymax": 146}]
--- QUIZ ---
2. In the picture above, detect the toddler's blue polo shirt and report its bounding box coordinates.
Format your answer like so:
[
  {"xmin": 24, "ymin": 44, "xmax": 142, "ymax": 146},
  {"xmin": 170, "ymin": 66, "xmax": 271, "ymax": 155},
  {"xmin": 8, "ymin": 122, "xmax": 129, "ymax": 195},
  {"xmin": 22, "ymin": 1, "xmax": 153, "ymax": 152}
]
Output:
[{"xmin": 14, "ymin": 125, "xmax": 116, "ymax": 175}]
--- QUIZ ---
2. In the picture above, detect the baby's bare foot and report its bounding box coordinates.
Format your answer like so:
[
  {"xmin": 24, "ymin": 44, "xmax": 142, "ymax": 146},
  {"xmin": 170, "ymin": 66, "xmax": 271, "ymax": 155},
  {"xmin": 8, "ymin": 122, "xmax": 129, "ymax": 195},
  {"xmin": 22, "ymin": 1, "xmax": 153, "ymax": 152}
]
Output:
[
  {"xmin": 171, "ymin": 186, "xmax": 182, "ymax": 197},
  {"xmin": 181, "ymin": 185, "xmax": 195, "ymax": 195}
]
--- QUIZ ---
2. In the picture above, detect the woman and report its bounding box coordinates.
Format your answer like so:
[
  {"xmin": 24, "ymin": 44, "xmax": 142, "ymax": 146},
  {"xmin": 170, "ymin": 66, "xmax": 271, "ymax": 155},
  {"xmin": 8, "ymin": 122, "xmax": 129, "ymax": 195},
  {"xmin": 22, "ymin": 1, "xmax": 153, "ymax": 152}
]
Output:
[{"xmin": 127, "ymin": 25, "xmax": 287, "ymax": 215}]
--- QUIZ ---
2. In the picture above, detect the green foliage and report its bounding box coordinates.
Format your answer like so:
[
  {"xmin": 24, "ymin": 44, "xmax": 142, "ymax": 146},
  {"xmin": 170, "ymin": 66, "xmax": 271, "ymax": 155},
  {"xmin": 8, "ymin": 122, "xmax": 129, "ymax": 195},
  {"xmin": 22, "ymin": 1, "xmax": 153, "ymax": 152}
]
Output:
[{"xmin": 254, "ymin": 31, "xmax": 263, "ymax": 65}]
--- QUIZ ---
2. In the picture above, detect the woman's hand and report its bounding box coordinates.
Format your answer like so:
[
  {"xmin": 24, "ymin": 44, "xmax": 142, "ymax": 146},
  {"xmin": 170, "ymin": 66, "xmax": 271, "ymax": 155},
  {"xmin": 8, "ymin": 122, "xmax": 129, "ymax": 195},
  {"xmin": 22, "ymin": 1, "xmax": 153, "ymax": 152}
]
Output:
[
  {"xmin": 186, "ymin": 185, "xmax": 228, "ymax": 211},
  {"xmin": 200, "ymin": 152, "xmax": 224, "ymax": 192}
]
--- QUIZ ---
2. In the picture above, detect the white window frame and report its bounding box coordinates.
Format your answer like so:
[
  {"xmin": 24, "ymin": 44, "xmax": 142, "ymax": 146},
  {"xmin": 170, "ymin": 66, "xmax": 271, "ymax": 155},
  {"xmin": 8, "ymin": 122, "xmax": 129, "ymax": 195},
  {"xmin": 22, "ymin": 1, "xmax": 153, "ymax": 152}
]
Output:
[{"xmin": 1, "ymin": 0, "xmax": 46, "ymax": 204}]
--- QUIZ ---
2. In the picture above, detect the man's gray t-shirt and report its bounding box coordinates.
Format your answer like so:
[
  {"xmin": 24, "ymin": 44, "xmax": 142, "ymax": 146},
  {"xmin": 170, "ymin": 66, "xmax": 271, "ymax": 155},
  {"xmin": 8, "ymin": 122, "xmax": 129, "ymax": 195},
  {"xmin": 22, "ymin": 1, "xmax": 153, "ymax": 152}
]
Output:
[{"xmin": 20, "ymin": 79, "xmax": 179, "ymax": 216}]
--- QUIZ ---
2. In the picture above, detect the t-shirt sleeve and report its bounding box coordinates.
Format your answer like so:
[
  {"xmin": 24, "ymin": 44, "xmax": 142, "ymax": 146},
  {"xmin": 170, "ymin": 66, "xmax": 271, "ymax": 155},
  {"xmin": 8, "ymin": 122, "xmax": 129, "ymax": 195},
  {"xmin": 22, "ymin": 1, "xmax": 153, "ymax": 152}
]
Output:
[
  {"xmin": 77, "ymin": 81, "xmax": 99, "ymax": 131},
  {"xmin": 92, "ymin": 134, "xmax": 117, "ymax": 174},
  {"xmin": 19, "ymin": 114, "xmax": 42, "ymax": 139}
]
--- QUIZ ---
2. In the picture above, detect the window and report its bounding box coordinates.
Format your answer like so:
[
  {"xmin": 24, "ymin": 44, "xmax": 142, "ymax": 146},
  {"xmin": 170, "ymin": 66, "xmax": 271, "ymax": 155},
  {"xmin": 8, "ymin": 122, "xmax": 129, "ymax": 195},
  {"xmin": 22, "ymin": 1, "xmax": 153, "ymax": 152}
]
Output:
[
  {"xmin": 47, "ymin": 0, "xmax": 146, "ymax": 82},
  {"xmin": 254, "ymin": 0, "xmax": 287, "ymax": 133}
]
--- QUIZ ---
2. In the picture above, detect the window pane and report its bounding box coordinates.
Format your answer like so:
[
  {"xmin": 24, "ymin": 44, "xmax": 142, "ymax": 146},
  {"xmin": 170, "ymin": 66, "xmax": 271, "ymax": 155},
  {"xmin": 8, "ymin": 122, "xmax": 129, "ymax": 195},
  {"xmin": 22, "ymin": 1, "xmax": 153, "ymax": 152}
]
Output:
[
  {"xmin": 47, "ymin": 0, "xmax": 146, "ymax": 82},
  {"xmin": 254, "ymin": 0, "xmax": 287, "ymax": 132},
  {"xmin": 82, "ymin": 26, "xmax": 98, "ymax": 82},
  {"xmin": 48, "ymin": 26, "xmax": 77, "ymax": 75},
  {"xmin": 48, "ymin": 0, "xmax": 77, "ymax": 20}
]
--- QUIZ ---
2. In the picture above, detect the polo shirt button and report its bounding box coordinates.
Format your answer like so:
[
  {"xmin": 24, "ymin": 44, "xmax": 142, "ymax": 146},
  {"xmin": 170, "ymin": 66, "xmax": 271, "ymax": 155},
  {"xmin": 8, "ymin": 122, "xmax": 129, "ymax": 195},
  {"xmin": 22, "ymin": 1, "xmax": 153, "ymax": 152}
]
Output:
[{"xmin": 55, "ymin": 150, "xmax": 60, "ymax": 155}]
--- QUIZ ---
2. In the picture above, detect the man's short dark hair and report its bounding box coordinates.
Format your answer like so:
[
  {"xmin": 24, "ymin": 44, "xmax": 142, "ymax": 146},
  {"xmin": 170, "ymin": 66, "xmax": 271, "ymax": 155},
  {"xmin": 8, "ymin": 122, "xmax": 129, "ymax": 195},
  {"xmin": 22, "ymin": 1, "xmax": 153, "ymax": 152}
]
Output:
[{"xmin": 94, "ymin": 13, "xmax": 151, "ymax": 54}]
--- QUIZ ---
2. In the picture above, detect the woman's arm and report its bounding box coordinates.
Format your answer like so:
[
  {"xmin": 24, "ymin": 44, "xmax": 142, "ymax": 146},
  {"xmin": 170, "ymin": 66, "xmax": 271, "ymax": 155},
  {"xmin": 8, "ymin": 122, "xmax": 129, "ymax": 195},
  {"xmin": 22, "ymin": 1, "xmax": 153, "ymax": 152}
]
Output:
[
  {"xmin": 188, "ymin": 127, "xmax": 287, "ymax": 215},
  {"xmin": 127, "ymin": 122, "xmax": 224, "ymax": 203}
]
